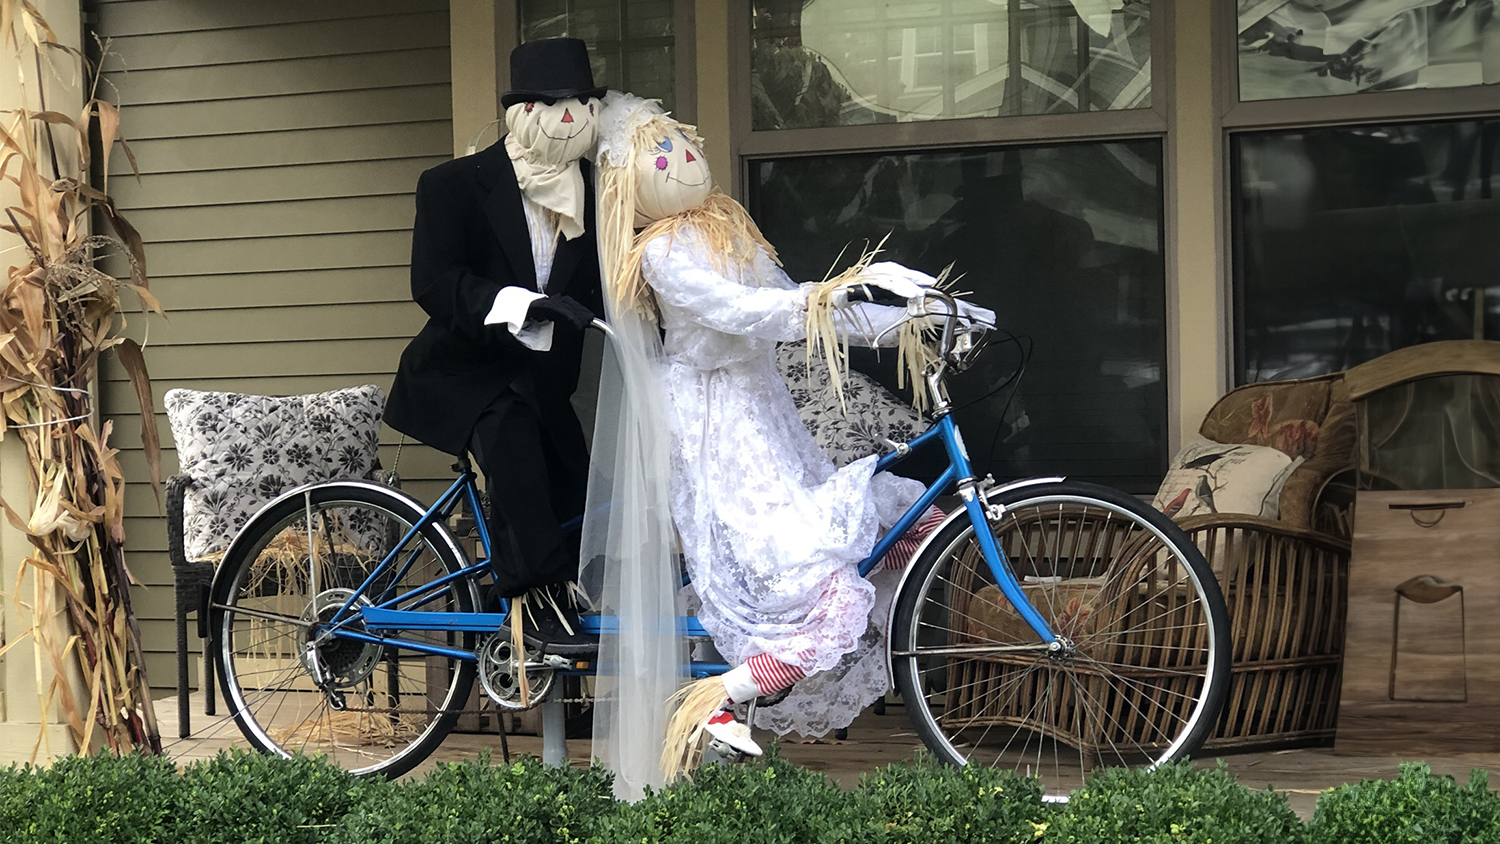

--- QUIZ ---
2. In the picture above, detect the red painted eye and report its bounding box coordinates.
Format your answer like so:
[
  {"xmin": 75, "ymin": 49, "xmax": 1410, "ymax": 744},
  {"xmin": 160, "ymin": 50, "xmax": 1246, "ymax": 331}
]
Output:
[
  {"xmin": 589, "ymin": 103, "xmax": 595, "ymax": 115},
  {"xmin": 655, "ymin": 156, "xmax": 668, "ymax": 170},
  {"xmin": 524, "ymin": 102, "xmax": 534, "ymax": 113}
]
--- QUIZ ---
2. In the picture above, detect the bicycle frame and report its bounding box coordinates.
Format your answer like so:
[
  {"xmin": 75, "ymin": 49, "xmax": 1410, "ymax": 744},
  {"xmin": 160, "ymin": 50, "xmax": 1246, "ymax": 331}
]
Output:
[
  {"xmin": 319, "ymin": 297, "xmax": 1066, "ymax": 677},
  {"xmin": 333, "ymin": 412, "xmax": 1060, "ymax": 677}
]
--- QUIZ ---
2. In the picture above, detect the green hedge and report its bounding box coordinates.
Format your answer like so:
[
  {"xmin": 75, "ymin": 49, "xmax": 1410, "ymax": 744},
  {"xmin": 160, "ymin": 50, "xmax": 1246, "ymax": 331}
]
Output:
[{"xmin": 0, "ymin": 749, "xmax": 1495, "ymax": 843}]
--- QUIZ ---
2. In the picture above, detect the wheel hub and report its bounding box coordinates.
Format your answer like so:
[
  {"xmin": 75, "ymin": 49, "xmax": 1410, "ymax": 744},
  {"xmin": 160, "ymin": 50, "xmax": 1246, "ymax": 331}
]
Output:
[
  {"xmin": 298, "ymin": 589, "xmax": 382, "ymax": 687},
  {"xmin": 1047, "ymin": 635, "xmax": 1080, "ymax": 661}
]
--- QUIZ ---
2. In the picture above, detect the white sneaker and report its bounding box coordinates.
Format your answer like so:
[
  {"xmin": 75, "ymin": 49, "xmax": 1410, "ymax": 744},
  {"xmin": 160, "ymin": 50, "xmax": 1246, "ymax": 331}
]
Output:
[{"xmin": 703, "ymin": 709, "xmax": 762, "ymax": 758}]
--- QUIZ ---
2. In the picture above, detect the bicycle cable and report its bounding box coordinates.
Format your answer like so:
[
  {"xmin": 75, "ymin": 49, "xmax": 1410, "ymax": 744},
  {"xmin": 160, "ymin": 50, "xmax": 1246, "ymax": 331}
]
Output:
[{"xmin": 936, "ymin": 324, "xmax": 1033, "ymax": 467}]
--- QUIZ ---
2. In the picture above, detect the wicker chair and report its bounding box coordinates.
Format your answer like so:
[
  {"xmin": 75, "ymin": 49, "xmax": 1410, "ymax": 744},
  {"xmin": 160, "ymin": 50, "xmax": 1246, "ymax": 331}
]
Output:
[
  {"xmin": 937, "ymin": 373, "xmax": 1356, "ymax": 757},
  {"xmin": 1175, "ymin": 372, "xmax": 1357, "ymax": 750}
]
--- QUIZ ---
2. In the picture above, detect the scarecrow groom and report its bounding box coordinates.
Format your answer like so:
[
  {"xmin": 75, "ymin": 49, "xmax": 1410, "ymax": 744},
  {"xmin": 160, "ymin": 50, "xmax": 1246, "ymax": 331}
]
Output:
[{"xmin": 386, "ymin": 38, "xmax": 604, "ymax": 651}]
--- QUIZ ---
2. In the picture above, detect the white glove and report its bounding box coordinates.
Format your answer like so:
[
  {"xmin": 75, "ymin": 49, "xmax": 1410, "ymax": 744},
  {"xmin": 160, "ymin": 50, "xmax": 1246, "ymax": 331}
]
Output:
[
  {"xmin": 953, "ymin": 299, "xmax": 996, "ymax": 328},
  {"xmin": 860, "ymin": 261, "xmax": 938, "ymax": 298},
  {"xmin": 829, "ymin": 262, "xmax": 937, "ymax": 308}
]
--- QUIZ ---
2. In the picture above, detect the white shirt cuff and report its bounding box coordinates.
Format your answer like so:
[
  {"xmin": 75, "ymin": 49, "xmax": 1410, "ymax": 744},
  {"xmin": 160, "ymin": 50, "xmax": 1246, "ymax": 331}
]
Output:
[{"xmin": 484, "ymin": 286, "xmax": 554, "ymax": 352}]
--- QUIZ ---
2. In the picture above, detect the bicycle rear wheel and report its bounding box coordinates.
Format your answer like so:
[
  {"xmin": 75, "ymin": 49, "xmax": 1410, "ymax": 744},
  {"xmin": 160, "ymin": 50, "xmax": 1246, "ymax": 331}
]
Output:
[
  {"xmin": 211, "ymin": 482, "xmax": 479, "ymax": 778},
  {"xmin": 890, "ymin": 480, "xmax": 1229, "ymax": 799}
]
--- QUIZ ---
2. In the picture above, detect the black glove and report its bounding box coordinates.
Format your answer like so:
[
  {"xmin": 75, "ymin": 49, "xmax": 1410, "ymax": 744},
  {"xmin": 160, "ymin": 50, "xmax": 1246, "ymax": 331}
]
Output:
[{"xmin": 527, "ymin": 295, "xmax": 595, "ymax": 331}]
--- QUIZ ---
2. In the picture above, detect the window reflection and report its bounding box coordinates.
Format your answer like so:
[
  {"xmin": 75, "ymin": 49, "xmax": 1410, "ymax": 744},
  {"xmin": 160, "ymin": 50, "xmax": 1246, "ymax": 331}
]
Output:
[
  {"xmin": 520, "ymin": 0, "xmax": 676, "ymax": 112},
  {"xmin": 1234, "ymin": 119, "xmax": 1500, "ymax": 383},
  {"xmin": 1238, "ymin": 0, "xmax": 1500, "ymax": 101},
  {"xmin": 749, "ymin": 141, "xmax": 1166, "ymax": 492},
  {"xmin": 750, "ymin": 0, "xmax": 1152, "ymax": 130}
]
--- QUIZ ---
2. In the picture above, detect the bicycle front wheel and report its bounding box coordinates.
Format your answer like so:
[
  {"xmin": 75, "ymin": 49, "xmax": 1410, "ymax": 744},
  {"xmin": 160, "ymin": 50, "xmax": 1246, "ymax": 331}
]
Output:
[
  {"xmin": 891, "ymin": 480, "xmax": 1230, "ymax": 798},
  {"xmin": 212, "ymin": 482, "xmax": 480, "ymax": 778}
]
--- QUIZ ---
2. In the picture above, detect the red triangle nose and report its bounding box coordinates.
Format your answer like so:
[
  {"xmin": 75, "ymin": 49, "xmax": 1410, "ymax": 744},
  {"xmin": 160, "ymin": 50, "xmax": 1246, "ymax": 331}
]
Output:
[
  {"xmin": 684, "ymin": 149, "xmax": 696, "ymax": 162},
  {"xmin": 561, "ymin": 108, "xmax": 574, "ymax": 124}
]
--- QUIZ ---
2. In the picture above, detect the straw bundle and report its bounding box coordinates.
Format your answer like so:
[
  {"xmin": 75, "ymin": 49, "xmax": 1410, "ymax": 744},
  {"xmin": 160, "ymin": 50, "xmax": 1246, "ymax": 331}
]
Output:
[
  {"xmin": 0, "ymin": 4, "xmax": 164, "ymax": 756},
  {"xmin": 803, "ymin": 240, "xmax": 947, "ymax": 415}
]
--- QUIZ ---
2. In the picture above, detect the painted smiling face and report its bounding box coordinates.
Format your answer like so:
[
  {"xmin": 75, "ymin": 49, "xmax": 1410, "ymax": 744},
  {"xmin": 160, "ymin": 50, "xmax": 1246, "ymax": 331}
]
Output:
[
  {"xmin": 505, "ymin": 96, "xmax": 600, "ymax": 165},
  {"xmin": 634, "ymin": 124, "xmax": 713, "ymax": 226}
]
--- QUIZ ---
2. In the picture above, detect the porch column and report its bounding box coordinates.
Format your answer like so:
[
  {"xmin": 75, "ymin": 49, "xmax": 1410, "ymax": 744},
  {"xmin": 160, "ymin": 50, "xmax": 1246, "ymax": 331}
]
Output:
[
  {"xmin": 0, "ymin": 0, "xmax": 89, "ymax": 764},
  {"xmin": 1167, "ymin": 0, "xmax": 1228, "ymax": 447}
]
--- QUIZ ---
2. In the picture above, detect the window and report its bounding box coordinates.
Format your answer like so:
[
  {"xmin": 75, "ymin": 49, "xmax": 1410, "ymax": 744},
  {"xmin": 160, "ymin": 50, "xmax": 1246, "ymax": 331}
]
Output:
[
  {"xmin": 748, "ymin": 139, "xmax": 1168, "ymax": 492},
  {"xmin": 519, "ymin": 0, "xmax": 679, "ymax": 113},
  {"xmin": 1237, "ymin": 1, "xmax": 1500, "ymax": 102},
  {"xmin": 1227, "ymin": 0, "xmax": 1500, "ymax": 385},
  {"xmin": 749, "ymin": 0, "xmax": 1152, "ymax": 130},
  {"xmin": 1234, "ymin": 117, "xmax": 1500, "ymax": 383}
]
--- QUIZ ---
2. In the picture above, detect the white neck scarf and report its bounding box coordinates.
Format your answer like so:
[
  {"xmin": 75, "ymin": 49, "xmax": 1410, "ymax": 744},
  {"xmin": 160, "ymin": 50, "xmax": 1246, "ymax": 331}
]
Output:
[{"xmin": 505, "ymin": 103, "xmax": 588, "ymax": 240}]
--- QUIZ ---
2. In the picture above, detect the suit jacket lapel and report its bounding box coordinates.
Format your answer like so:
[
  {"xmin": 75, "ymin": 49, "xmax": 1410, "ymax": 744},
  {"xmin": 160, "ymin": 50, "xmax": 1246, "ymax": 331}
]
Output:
[{"xmin": 478, "ymin": 139, "xmax": 538, "ymax": 290}]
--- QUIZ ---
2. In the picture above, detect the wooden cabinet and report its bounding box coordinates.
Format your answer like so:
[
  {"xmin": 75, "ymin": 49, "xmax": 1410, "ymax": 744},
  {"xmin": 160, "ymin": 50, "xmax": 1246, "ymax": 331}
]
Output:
[{"xmin": 1336, "ymin": 489, "xmax": 1500, "ymax": 755}]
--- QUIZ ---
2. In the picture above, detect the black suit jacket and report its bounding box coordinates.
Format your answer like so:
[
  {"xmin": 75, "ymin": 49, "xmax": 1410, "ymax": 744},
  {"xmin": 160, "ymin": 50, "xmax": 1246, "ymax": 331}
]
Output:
[{"xmin": 386, "ymin": 139, "xmax": 603, "ymax": 456}]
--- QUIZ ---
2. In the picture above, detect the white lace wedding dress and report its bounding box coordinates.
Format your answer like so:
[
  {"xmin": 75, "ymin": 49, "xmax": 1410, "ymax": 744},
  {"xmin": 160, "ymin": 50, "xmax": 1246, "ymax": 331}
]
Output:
[{"xmin": 642, "ymin": 229, "xmax": 925, "ymax": 737}]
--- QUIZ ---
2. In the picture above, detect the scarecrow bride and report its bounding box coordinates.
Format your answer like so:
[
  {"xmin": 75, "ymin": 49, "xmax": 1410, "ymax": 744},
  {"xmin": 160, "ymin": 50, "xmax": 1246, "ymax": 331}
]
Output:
[{"xmin": 582, "ymin": 92, "xmax": 990, "ymax": 793}]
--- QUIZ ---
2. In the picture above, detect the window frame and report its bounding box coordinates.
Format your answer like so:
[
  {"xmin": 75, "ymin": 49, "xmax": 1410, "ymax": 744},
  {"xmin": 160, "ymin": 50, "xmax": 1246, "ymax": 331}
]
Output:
[
  {"xmin": 728, "ymin": 0, "xmax": 1174, "ymax": 175},
  {"xmin": 726, "ymin": 0, "xmax": 1179, "ymax": 487}
]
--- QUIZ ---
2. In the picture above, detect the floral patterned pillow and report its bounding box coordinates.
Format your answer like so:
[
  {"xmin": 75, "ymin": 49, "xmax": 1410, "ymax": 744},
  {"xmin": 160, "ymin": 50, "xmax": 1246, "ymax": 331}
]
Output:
[
  {"xmin": 1152, "ymin": 436, "xmax": 1304, "ymax": 521},
  {"xmin": 164, "ymin": 385, "xmax": 384, "ymax": 561},
  {"xmin": 776, "ymin": 341, "xmax": 931, "ymax": 468}
]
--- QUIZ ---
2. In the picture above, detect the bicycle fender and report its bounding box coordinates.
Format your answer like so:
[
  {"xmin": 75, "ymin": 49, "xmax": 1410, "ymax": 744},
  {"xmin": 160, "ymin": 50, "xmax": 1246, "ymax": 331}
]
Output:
[{"xmin": 883, "ymin": 476, "xmax": 1064, "ymax": 681}]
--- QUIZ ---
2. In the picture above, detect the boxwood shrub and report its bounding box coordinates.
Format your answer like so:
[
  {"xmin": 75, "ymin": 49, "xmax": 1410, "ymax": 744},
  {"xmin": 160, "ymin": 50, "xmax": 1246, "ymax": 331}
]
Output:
[
  {"xmin": 851, "ymin": 753, "xmax": 1050, "ymax": 843},
  {"xmin": 0, "ymin": 751, "xmax": 181, "ymax": 844},
  {"xmin": 1043, "ymin": 761, "xmax": 1306, "ymax": 844},
  {"xmin": 596, "ymin": 750, "xmax": 863, "ymax": 844},
  {"xmin": 3, "ymin": 746, "xmax": 1499, "ymax": 842},
  {"xmin": 179, "ymin": 748, "xmax": 385, "ymax": 844},
  {"xmin": 1307, "ymin": 763, "xmax": 1500, "ymax": 844},
  {"xmin": 334, "ymin": 752, "xmax": 616, "ymax": 844}
]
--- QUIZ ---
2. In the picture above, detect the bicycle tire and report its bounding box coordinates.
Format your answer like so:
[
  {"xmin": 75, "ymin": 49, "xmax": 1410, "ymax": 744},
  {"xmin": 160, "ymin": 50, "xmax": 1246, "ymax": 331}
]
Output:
[
  {"xmin": 890, "ymin": 480, "xmax": 1230, "ymax": 798},
  {"xmin": 211, "ymin": 481, "xmax": 480, "ymax": 778}
]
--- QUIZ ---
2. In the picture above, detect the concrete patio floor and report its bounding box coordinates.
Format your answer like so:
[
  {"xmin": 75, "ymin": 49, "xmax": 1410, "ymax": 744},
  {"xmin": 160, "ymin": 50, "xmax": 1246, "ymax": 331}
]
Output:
[{"xmin": 153, "ymin": 692, "xmax": 1499, "ymax": 819}]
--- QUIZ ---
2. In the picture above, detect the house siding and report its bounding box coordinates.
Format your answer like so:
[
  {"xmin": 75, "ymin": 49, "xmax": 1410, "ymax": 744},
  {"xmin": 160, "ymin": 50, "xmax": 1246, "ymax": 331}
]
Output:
[{"xmin": 94, "ymin": 0, "xmax": 456, "ymax": 690}]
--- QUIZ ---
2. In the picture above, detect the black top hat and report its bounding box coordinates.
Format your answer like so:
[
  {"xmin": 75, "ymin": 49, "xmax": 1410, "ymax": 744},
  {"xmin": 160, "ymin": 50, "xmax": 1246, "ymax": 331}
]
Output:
[{"xmin": 502, "ymin": 38, "xmax": 607, "ymax": 108}]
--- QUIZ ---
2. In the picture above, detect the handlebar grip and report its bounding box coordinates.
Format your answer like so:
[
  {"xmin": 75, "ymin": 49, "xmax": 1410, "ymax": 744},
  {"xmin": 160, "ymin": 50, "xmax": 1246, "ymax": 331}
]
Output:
[{"xmin": 842, "ymin": 284, "xmax": 908, "ymax": 307}]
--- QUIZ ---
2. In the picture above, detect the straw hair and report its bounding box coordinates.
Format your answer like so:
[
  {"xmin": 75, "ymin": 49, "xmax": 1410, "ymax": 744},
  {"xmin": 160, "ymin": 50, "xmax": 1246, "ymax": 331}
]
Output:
[{"xmin": 660, "ymin": 675, "xmax": 729, "ymax": 781}]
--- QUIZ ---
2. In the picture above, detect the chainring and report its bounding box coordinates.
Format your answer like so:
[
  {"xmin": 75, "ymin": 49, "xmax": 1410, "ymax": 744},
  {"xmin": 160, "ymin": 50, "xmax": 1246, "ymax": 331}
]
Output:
[{"xmin": 478, "ymin": 630, "xmax": 554, "ymax": 710}]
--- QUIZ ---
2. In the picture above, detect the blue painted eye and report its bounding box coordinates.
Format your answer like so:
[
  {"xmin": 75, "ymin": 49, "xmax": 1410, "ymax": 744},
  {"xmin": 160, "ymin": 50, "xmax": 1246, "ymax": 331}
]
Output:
[{"xmin": 659, "ymin": 137, "xmax": 673, "ymax": 152}]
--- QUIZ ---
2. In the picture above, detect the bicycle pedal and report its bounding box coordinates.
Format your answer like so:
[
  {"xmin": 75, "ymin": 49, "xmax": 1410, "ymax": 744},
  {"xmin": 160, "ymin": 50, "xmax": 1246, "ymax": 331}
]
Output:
[{"xmin": 706, "ymin": 738, "xmax": 747, "ymax": 764}]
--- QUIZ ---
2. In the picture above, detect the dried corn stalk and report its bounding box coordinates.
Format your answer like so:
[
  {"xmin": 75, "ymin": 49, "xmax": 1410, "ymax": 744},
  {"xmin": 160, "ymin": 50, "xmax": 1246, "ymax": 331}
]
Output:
[{"xmin": 0, "ymin": 1, "xmax": 163, "ymax": 755}]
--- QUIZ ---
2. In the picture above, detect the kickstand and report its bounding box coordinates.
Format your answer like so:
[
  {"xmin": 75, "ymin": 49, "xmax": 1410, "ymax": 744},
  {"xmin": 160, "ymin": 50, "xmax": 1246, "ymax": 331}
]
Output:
[
  {"xmin": 498, "ymin": 715, "xmax": 511, "ymax": 763},
  {"xmin": 746, "ymin": 697, "xmax": 758, "ymax": 733}
]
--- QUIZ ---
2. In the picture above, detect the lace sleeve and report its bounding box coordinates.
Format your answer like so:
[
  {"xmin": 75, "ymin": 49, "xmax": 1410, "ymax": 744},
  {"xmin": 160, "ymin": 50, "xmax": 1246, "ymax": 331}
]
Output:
[
  {"xmin": 749, "ymin": 245, "xmax": 907, "ymax": 348},
  {"xmin": 644, "ymin": 235, "xmax": 809, "ymax": 341}
]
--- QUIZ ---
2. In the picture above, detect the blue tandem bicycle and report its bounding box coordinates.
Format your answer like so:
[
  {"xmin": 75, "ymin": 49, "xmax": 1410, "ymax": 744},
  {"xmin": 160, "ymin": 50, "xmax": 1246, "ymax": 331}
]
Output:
[{"xmin": 206, "ymin": 289, "xmax": 1230, "ymax": 799}]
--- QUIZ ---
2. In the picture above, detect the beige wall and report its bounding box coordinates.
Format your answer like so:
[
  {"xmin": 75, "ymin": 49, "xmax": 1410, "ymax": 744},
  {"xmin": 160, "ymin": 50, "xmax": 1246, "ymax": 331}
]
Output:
[{"xmin": 96, "ymin": 0, "xmax": 456, "ymax": 691}]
